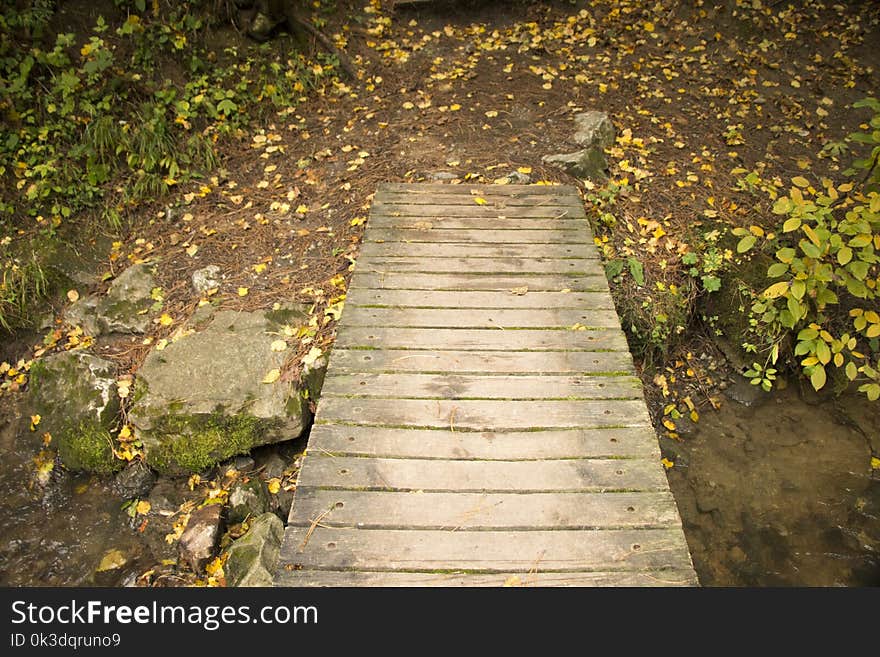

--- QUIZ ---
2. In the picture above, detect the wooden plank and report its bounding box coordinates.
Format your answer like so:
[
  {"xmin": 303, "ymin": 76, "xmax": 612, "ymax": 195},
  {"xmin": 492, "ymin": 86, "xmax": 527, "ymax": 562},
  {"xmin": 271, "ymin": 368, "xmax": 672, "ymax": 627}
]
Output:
[
  {"xmin": 359, "ymin": 242, "xmax": 596, "ymax": 260},
  {"xmin": 373, "ymin": 199, "xmax": 583, "ymax": 212},
  {"xmin": 296, "ymin": 456, "xmax": 666, "ymax": 492},
  {"xmin": 276, "ymin": 568, "xmax": 698, "ymax": 587},
  {"xmin": 306, "ymin": 425, "xmax": 661, "ymax": 460},
  {"xmin": 334, "ymin": 327, "xmax": 627, "ymax": 352},
  {"xmin": 316, "ymin": 398, "xmax": 651, "ymax": 430},
  {"xmin": 349, "ymin": 272, "xmax": 606, "ymax": 292},
  {"xmin": 348, "ymin": 290, "xmax": 614, "ymax": 309},
  {"xmin": 289, "ymin": 489, "xmax": 682, "ymax": 530},
  {"xmin": 320, "ymin": 372, "xmax": 642, "ymax": 400},
  {"xmin": 367, "ymin": 216, "xmax": 587, "ymax": 230},
  {"xmin": 278, "ymin": 526, "xmax": 694, "ymax": 571},
  {"xmin": 356, "ymin": 257, "xmax": 602, "ymax": 274},
  {"xmin": 364, "ymin": 228, "xmax": 591, "ymax": 244},
  {"xmin": 370, "ymin": 206, "xmax": 584, "ymax": 218},
  {"xmin": 379, "ymin": 182, "xmax": 574, "ymax": 195},
  {"xmin": 340, "ymin": 307, "xmax": 622, "ymax": 328},
  {"xmin": 328, "ymin": 349, "xmax": 634, "ymax": 374},
  {"xmin": 373, "ymin": 187, "xmax": 583, "ymax": 207}
]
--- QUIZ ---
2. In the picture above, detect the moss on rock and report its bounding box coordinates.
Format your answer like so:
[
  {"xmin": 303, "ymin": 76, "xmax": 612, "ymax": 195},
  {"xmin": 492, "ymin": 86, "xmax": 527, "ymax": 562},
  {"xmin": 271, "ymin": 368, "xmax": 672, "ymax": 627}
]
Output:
[
  {"xmin": 28, "ymin": 350, "xmax": 122, "ymax": 474},
  {"xmin": 57, "ymin": 421, "xmax": 121, "ymax": 474},
  {"xmin": 147, "ymin": 412, "xmax": 280, "ymax": 475}
]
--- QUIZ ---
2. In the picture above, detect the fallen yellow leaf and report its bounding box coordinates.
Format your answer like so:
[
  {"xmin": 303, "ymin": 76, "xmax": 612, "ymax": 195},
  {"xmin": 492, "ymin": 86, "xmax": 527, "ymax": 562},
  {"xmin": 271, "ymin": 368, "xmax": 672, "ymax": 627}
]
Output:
[
  {"xmin": 270, "ymin": 339, "xmax": 288, "ymax": 352},
  {"xmin": 267, "ymin": 478, "xmax": 281, "ymax": 494},
  {"xmin": 158, "ymin": 313, "xmax": 174, "ymax": 327},
  {"xmin": 474, "ymin": 197, "xmax": 487, "ymax": 205},
  {"xmin": 67, "ymin": 289, "xmax": 79, "ymax": 303},
  {"xmin": 262, "ymin": 369, "xmax": 281, "ymax": 384},
  {"xmin": 238, "ymin": 287, "xmax": 249, "ymax": 297},
  {"xmin": 135, "ymin": 500, "xmax": 151, "ymax": 515}
]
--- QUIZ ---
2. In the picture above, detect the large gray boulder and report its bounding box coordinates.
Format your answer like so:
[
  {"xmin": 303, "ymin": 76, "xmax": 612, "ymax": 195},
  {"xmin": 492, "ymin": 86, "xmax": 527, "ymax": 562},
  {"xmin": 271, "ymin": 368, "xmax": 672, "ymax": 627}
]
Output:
[
  {"xmin": 130, "ymin": 310, "xmax": 309, "ymax": 474},
  {"xmin": 28, "ymin": 351, "xmax": 121, "ymax": 473},
  {"xmin": 66, "ymin": 263, "xmax": 158, "ymax": 336},
  {"xmin": 225, "ymin": 513, "xmax": 283, "ymax": 587},
  {"xmin": 543, "ymin": 111, "xmax": 616, "ymax": 181}
]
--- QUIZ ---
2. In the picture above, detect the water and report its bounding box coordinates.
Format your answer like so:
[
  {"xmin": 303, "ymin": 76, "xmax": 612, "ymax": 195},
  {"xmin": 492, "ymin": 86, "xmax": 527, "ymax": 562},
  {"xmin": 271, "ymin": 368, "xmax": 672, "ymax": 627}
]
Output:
[
  {"xmin": 664, "ymin": 384, "xmax": 880, "ymax": 586},
  {"xmin": 0, "ymin": 396, "xmax": 147, "ymax": 586}
]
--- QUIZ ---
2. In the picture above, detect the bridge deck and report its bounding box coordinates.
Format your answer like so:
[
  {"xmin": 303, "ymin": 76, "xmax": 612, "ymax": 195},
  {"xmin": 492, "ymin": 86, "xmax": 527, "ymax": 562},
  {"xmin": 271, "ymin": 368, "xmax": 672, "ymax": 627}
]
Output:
[{"xmin": 275, "ymin": 183, "xmax": 697, "ymax": 586}]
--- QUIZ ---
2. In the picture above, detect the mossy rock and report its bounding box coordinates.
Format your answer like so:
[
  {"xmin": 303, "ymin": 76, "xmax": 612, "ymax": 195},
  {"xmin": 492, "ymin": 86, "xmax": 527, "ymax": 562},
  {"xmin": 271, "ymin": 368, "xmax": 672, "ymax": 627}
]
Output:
[
  {"xmin": 29, "ymin": 351, "xmax": 121, "ymax": 474},
  {"xmin": 130, "ymin": 310, "xmax": 309, "ymax": 475}
]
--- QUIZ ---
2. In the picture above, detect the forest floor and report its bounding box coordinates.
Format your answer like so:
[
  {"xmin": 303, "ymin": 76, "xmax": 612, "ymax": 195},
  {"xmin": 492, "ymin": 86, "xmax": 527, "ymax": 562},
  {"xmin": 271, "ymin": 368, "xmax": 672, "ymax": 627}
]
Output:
[{"xmin": 2, "ymin": 0, "xmax": 880, "ymax": 585}]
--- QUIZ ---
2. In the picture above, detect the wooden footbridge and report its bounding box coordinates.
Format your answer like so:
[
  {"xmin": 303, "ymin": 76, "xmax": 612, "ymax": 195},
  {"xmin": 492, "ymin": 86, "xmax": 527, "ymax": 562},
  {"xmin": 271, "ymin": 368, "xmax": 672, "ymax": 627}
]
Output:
[{"xmin": 274, "ymin": 183, "xmax": 697, "ymax": 586}]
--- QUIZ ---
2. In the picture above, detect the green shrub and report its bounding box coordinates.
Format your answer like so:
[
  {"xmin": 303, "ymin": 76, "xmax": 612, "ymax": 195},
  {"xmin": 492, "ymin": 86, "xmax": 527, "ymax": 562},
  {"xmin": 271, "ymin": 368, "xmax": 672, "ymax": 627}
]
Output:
[{"xmin": 735, "ymin": 98, "xmax": 880, "ymax": 400}]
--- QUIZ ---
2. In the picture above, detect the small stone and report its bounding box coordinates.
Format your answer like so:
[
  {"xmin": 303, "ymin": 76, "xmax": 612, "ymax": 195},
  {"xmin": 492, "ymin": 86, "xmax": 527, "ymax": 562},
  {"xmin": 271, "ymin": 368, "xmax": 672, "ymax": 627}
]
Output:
[
  {"xmin": 234, "ymin": 454, "xmax": 256, "ymax": 472},
  {"xmin": 192, "ymin": 265, "xmax": 222, "ymax": 294},
  {"xmin": 572, "ymin": 111, "xmax": 616, "ymax": 150},
  {"xmin": 225, "ymin": 513, "xmax": 284, "ymax": 587},
  {"xmin": 113, "ymin": 460, "xmax": 157, "ymax": 499},
  {"xmin": 272, "ymin": 488, "xmax": 295, "ymax": 521},
  {"xmin": 179, "ymin": 504, "xmax": 223, "ymax": 573},
  {"xmin": 427, "ymin": 171, "xmax": 459, "ymax": 181},
  {"xmin": 725, "ymin": 378, "xmax": 767, "ymax": 408},
  {"xmin": 506, "ymin": 171, "xmax": 531, "ymax": 184},
  {"xmin": 64, "ymin": 296, "xmax": 101, "ymax": 336},
  {"xmin": 96, "ymin": 263, "xmax": 158, "ymax": 334},
  {"xmin": 142, "ymin": 477, "xmax": 197, "ymax": 561},
  {"xmin": 542, "ymin": 147, "xmax": 609, "ymax": 181},
  {"xmin": 227, "ymin": 478, "xmax": 269, "ymax": 525},
  {"xmin": 260, "ymin": 453, "xmax": 288, "ymax": 480}
]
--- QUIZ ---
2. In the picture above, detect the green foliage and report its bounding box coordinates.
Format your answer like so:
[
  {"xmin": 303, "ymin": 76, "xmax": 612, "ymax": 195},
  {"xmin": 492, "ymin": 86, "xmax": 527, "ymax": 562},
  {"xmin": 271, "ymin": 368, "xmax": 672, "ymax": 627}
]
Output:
[
  {"xmin": 0, "ymin": 245, "xmax": 48, "ymax": 330},
  {"xmin": 733, "ymin": 98, "xmax": 880, "ymax": 400},
  {"xmin": 0, "ymin": 2, "xmax": 335, "ymax": 329}
]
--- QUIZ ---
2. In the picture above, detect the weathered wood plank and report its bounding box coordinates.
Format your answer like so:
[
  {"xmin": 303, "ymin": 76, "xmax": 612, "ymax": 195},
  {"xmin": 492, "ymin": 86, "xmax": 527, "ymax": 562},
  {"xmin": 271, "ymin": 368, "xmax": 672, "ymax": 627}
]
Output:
[
  {"xmin": 367, "ymin": 216, "xmax": 587, "ymax": 230},
  {"xmin": 295, "ymin": 456, "xmax": 666, "ymax": 492},
  {"xmin": 339, "ymin": 307, "xmax": 622, "ymax": 329},
  {"xmin": 359, "ymin": 242, "xmax": 594, "ymax": 259},
  {"xmin": 365, "ymin": 228, "xmax": 591, "ymax": 244},
  {"xmin": 306, "ymin": 425, "xmax": 661, "ymax": 460},
  {"xmin": 316, "ymin": 398, "xmax": 651, "ymax": 430},
  {"xmin": 275, "ymin": 568, "xmax": 699, "ymax": 587},
  {"xmin": 370, "ymin": 206, "xmax": 584, "ymax": 218},
  {"xmin": 328, "ymin": 349, "xmax": 634, "ymax": 374},
  {"xmin": 356, "ymin": 257, "xmax": 602, "ymax": 274},
  {"xmin": 348, "ymin": 289, "xmax": 614, "ymax": 309},
  {"xmin": 379, "ymin": 183, "xmax": 573, "ymax": 195},
  {"xmin": 320, "ymin": 372, "xmax": 641, "ymax": 400},
  {"xmin": 349, "ymin": 272, "xmax": 606, "ymax": 292},
  {"xmin": 334, "ymin": 327, "xmax": 628, "ymax": 352},
  {"xmin": 278, "ymin": 526, "xmax": 693, "ymax": 571},
  {"xmin": 373, "ymin": 192, "xmax": 583, "ymax": 207},
  {"xmin": 289, "ymin": 489, "xmax": 682, "ymax": 530}
]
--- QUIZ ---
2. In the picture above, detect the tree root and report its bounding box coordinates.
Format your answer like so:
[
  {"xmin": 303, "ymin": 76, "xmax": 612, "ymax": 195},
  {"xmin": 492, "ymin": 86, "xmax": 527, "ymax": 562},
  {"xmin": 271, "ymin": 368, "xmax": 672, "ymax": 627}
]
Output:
[{"xmin": 287, "ymin": 13, "xmax": 358, "ymax": 80}]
